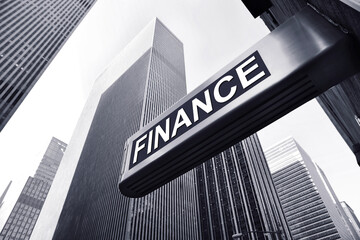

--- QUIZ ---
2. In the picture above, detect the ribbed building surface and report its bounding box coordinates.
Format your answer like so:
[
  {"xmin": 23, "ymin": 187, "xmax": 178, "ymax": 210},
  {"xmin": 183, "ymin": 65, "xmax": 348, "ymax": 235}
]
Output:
[
  {"xmin": 265, "ymin": 137, "xmax": 353, "ymax": 240},
  {"xmin": 52, "ymin": 19, "xmax": 199, "ymax": 240},
  {"xmin": 259, "ymin": 0, "xmax": 360, "ymax": 165},
  {"xmin": 0, "ymin": 137, "xmax": 66, "ymax": 240},
  {"xmin": 196, "ymin": 134, "xmax": 292, "ymax": 240},
  {"xmin": 0, "ymin": 0, "xmax": 96, "ymax": 131}
]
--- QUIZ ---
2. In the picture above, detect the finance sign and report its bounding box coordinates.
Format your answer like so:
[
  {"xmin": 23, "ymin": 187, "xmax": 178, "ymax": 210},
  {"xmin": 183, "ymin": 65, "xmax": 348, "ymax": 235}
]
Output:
[{"xmin": 119, "ymin": 7, "xmax": 360, "ymax": 197}]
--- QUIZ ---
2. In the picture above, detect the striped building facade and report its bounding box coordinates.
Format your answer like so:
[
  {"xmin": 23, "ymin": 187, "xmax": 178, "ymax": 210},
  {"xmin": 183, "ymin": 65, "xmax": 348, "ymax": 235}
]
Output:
[
  {"xmin": 265, "ymin": 137, "xmax": 353, "ymax": 239},
  {"xmin": 196, "ymin": 134, "xmax": 292, "ymax": 240},
  {"xmin": 0, "ymin": 137, "xmax": 66, "ymax": 240},
  {"xmin": 50, "ymin": 19, "xmax": 199, "ymax": 240},
  {"xmin": 0, "ymin": 0, "xmax": 96, "ymax": 131}
]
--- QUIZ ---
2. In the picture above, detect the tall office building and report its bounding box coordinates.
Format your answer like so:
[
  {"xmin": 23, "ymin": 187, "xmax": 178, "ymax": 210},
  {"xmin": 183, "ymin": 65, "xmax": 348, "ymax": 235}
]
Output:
[
  {"xmin": 0, "ymin": 0, "xmax": 96, "ymax": 131},
  {"xmin": 316, "ymin": 165, "xmax": 360, "ymax": 240},
  {"xmin": 265, "ymin": 137, "xmax": 354, "ymax": 239},
  {"xmin": 196, "ymin": 134, "xmax": 292, "ymax": 240},
  {"xmin": 341, "ymin": 201, "xmax": 360, "ymax": 239},
  {"xmin": 0, "ymin": 137, "xmax": 66, "ymax": 240},
  {"xmin": 258, "ymin": 0, "xmax": 360, "ymax": 165},
  {"xmin": 0, "ymin": 181, "xmax": 12, "ymax": 209},
  {"xmin": 40, "ymin": 19, "xmax": 199, "ymax": 240}
]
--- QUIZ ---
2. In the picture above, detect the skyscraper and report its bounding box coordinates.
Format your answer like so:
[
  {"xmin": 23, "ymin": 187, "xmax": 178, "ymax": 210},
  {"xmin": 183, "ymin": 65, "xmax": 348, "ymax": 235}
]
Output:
[
  {"xmin": 341, "ymin": 201, "xmax": 360, "ymax": 239},
  {"xmin": 316, "ymin": 164, "xmax": 359, "ymax": 240},
  {"xmin": 37, "ymin": 19, "xmax": 199, "ymax": 240},
  {"xmin": 258, "ymin": 0, "xmax": 360, "ymax": 166},
  {"xmin": 265, "ymin": 137, "xmax": 354, "ymax": 239},
  {"xmin": 0, "ymin": 0, "xmax": 96, "ymax": 131},
  {"xmin": 0, "ymin": 181, "xmax": 12, "ymax": 209},
  {"xmin": 0, "ymin": 137, "xmax": 66, "ymax": 240},
  {"xmin": 196, "ymin": 134, "xmax": 291, "ymax": 240}
]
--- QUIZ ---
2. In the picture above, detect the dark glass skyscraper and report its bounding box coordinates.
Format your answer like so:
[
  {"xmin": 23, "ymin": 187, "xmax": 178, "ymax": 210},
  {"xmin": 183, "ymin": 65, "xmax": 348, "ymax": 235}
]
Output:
[
  {"xmin": 196, "ymin": 134, "xmax": 291, "ymax": 240},
  {"xmin": 0, "ymin": 137, "xmax": 66, "ymax": 240},
  {"xmin": 51, "ymin": 19, "xmax": 199, "ymax": 240},
  {"xmin": 0, "ymin": 0, "xmax": 96, "ymax": 131}
]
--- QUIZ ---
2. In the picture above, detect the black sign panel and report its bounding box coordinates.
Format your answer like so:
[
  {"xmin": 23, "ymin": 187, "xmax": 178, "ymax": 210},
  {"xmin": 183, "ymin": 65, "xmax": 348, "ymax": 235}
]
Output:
[
  {"xmin": 130, "ymin": 51, "xmax": 270, "ymax": 169},
  {"xmin": 119, "ymin": 7, "xmax": 360, "ymax": 198}
]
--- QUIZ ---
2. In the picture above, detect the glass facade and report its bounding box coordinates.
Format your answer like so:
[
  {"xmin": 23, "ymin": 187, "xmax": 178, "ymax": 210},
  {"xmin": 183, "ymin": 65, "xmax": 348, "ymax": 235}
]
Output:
[
  {"xmin": 0, "ymin": 137, "xmax": 66, "ymax": 240},
  {"xmin": 265, "ymin": 137, "xmax": 353, "ymax": 239},
  {"xmin": 0, "ymin": 0, "xmax": 96, "ymax": 131},
  {"xmin": 196, "ymin": 134, "xmax": 292, "ymax": 240},
  {"xmin": 52, "ymin": 19, "xmax": 199, "ymax": 240},
  {"xmin": 0, "ymin": 178, "xmax": 48, "ymax": 240}
]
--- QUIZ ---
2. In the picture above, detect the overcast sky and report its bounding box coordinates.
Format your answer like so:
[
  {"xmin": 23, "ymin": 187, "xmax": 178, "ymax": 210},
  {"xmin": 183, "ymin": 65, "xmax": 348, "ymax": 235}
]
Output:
[{"xmin": 0, "ymin": 0, "xmax": 359, "ymax": 230}]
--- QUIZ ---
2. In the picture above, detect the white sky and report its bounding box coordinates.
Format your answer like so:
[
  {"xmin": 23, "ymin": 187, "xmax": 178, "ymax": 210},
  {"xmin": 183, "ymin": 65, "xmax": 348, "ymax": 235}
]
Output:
[{"xmin": 1, "ymin": 0, "xmax": 359, "ymax": 231}]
